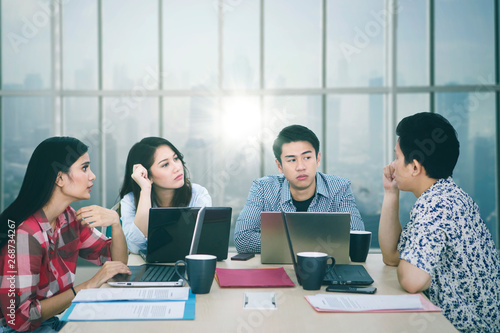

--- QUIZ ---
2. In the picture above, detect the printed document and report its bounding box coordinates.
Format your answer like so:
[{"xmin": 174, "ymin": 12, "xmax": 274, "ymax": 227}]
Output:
[
  {"xmin": 73, "ymin": 287, "xmax": 190, "ymax": 302},
  {"xmin": 66, "ymin": 301, "xmax": 186, "ymax": 320},
  {"xmin": 307, "ymin": 294, "xmax": 424, "ymax": 311}
]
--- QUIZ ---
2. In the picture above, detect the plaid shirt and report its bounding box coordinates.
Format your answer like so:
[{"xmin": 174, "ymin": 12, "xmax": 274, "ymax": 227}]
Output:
[
  {"xmin": 234, "ymin": 172, "xmax": 365, "ymax": 253},
  {"xmin": 0, "ymin": 207, "xmax": 112, "ymax": 331}
]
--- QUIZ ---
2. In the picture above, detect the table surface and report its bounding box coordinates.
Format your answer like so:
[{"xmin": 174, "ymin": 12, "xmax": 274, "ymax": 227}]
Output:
[{"xmin": 61, "ymin": 253, "xmax": 458, "ymax": 333}]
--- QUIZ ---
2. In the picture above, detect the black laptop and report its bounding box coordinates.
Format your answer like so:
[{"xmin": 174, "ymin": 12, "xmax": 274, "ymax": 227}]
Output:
[
  {"xmin": 145, "ymin": 207, "xmax": 232, "ymax": 262},
  {"xmin": 108, "ymin": 207, "xmax": 207, "ymax": 287}
]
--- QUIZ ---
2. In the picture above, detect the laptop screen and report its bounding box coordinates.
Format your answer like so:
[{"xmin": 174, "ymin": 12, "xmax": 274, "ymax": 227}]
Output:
[
  {"xmin": 147, "ymin": 208, "xmax": 196, "ymax": 263},
  {"xmin": 260, "ymin": 212, "xmax": 351, "ymax": 264},
  {"xmin": 147, "ymin": 207, "xmax": 232, "ymax": 263}
]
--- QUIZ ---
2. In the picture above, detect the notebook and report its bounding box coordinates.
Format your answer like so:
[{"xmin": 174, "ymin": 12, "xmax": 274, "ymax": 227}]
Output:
[
  {"xmin": 280, "ymin": 210, "xmax": 374, "ymax": 286},
  {"xmin": 108, "ymin": 207, "xmax": 207, "ymax": 287},
  {"xmin": 261, "ymin": 212, "xmax": 351, "ymax": 264},
  {"xmin": 145, "ymin": 207, "xmax": 232, "ymax": 263}
]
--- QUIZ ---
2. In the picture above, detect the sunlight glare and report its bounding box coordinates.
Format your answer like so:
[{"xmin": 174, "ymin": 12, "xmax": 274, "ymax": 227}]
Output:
[{"xmin": 222, "ymin": 97, "xmax": 261, "ymax": 140}]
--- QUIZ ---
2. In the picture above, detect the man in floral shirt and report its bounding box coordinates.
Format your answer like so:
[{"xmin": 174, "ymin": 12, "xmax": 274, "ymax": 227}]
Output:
[{"xmin": 379, "ymin": 112, "xmax": 499, "ymax": 332}]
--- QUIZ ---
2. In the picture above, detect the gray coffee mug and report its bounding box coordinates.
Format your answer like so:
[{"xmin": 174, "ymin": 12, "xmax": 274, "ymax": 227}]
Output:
[
  {"xmin": 297, "ymin": 252, "xmax": 335, "ymax": 290},
  {"xmin": 174, "ymin": 254, "xmax": 216, "ymax": 294},
  {"xmin": 349, "ymin": 231, "xmax": 372, "ymax": 262}
]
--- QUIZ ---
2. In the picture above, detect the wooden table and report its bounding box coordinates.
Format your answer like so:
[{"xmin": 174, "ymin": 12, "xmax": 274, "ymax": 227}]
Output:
[{"xmin": 61, "ymin": 253, "xmax": 457, "ymax": 333}]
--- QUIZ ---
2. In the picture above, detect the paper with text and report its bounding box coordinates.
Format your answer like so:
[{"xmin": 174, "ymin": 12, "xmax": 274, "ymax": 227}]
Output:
[
  {"xmin": 307, "ymin": 294, "xmax": 424, "ymax": 311},
  {"xmin": 66, "ymin": 301, "xmax": 186, "ymax": 320},
  {"xmin": 72, "ymin": 287, "xmax": 190, "ymax": 302}
]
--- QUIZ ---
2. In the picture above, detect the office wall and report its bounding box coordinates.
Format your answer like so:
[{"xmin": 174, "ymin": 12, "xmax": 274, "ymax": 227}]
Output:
[{"xmin": 0, "ymin": 0, "xmax": 498, "ymax": 248}]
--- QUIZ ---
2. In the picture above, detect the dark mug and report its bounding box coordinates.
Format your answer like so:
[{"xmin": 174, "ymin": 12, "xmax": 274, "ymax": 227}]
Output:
[
  {"xmin": 174, "ymin": 254, "xmax": 216, "ymax": 294},
  {"xmin": 297, "ymin": 252, "xmax": 335, "ymax": 290},
  {"xmin": 349, "ymin": 231, "xmax": 372, "ymax": 262}
]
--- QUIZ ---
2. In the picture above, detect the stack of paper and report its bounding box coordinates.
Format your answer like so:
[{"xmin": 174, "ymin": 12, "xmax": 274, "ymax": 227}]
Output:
[
  {"xmin": 305, "ymin": 294, "xmax": 441, "ymax": 313},
  {"xmin": 61, "ymin": 287, "xmax": 195, "ymax": 321}
]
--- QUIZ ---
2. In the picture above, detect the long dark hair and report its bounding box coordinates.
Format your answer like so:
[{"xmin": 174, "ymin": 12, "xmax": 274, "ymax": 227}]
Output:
[
  {"xmin": 119, "ymin": 137, "xmax": 192, "ymax": 208},
  {"xmin": 0, "ymin": 137, "xmax": 89, "ymax": 248}
]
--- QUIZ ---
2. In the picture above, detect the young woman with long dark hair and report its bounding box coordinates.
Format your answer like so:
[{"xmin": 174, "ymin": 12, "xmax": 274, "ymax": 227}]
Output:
[
  {"xmin": 0, "ymin": 137, "xmax": 130, "ymax": 332},
  {"xmin": 119, "ymin": 137, "xmax": 211, "ymax": 254}
]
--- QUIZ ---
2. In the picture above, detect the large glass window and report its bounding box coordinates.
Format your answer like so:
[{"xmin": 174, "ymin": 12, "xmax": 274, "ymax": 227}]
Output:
[
  {"xmin": 162, "ymin": 1, "xmax": 218, "ymax": 90},
  {"xmin": 223, "ymin": 0, "xmax": 260, "ymax": 90},
  {"xmin": 326, "ymin": 94, "xmax": 384, "ymax": 247},
  {"xmin": 1, "ymin": 0, "xmax": 51, "ymax": 90},
  {"xmin": 62, "ymin": 1, "xmax": 98, "ymax": 90},
  {"xmin": 435, "ymin": 0, "xmax": 495, "ymax": 86},
  {"xmin": 397, "ymin": 94, "xmax": 430, "ymax": 118},
  {"xmin": 265, "ymin": 0, "xmax": 322, "ymax": 88},
  {"xmin": 397, "ymin": 0, "xmax": 428, "ymax": 86},
  {"xmin": 102, "ymin": 0, "xmax": 158, "ymax": 90},
  {"xmin": 327, "ymin": 0, "xmax": 385, "ymax": 87},
  {"xmin": 0, "ymin": 1, "xmax": 498, "ymax": 248},
  {"xmin": 1, "ymin": 97, "xmax": 53, "ymax": 208}
]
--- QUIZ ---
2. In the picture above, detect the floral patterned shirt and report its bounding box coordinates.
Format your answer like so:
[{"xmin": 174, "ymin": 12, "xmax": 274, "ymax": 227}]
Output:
[{"xmin": 398, "ymin": 177, "xmax": 500, "ymax": 332}]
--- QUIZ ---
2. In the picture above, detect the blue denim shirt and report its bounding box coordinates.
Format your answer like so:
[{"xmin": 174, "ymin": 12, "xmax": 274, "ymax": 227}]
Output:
[{"xmin": 234, "ymin": 172, "xmax": 365, "ymax": 253}]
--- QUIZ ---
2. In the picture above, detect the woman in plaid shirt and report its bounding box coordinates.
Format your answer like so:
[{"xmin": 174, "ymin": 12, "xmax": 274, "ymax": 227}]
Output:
[{"xmin": 0, "ymin": 137, "xmax": 130, "ymax": 332}]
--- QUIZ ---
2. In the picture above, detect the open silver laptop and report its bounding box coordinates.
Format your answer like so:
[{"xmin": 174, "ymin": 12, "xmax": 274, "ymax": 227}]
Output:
[
  {"xmin": 279, "ymin": 210, "xmax": 373, "ymax": 286},
  {"xmin": 107, "ymin": 207, "xmax": 206, "ymax": 287},
  {"xmin": 260, "ymin": 212, "xmax": 351, "ymax": 264}
]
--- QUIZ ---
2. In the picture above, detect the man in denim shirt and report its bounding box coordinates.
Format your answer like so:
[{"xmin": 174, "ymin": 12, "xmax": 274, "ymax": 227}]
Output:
[{"xmin": 234, "ymin": 124, "xmax": 365, "ymax": 254}]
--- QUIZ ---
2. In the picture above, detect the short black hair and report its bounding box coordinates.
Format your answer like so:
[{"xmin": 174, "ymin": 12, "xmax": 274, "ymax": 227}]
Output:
[
  {"xmin": 396, "ymin": 112, "xmax": 459, "ymax": 179},
  {"xmin": 273, "ymin": 125, "xmax": 320, "ymax": 163}
]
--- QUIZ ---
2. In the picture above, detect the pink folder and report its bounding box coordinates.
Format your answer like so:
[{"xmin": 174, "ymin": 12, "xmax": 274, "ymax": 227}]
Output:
[{"xmin": 215, "ymin": 268, "xmax": 295, "ymax": 288}]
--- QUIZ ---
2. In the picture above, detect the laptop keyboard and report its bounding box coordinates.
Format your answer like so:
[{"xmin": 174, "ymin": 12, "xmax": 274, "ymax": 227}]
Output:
[{"xmin": 140, "ymin": 265, "xmax": 177, "ymax": 282}]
